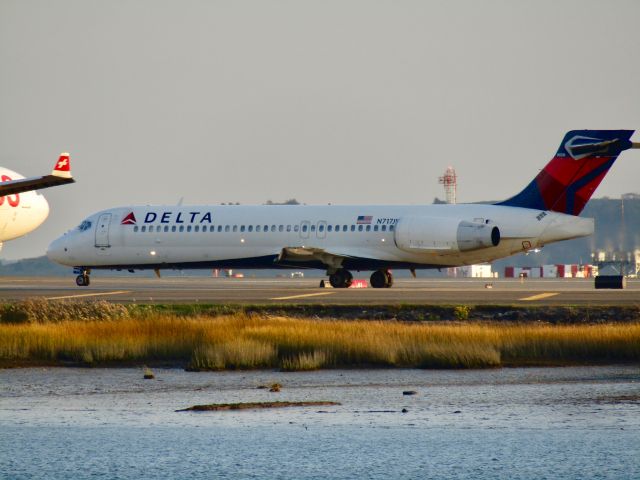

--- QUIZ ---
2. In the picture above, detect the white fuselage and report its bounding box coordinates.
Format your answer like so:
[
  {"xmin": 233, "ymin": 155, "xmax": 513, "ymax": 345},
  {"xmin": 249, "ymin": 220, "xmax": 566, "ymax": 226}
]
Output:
[
  {"xmin": 46, "ymin": 203, "xmax": 593, "ymax": 272},
  {"xmin": 0, "ymin": 167, "xmax": 50, "ymax": 243}
]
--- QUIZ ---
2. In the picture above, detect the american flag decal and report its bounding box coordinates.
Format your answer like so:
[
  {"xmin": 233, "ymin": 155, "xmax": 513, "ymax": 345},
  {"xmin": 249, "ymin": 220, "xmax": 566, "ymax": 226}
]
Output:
[{"xmin": 357, "ymin": 215, "xmax": 372, "ymax": 224}]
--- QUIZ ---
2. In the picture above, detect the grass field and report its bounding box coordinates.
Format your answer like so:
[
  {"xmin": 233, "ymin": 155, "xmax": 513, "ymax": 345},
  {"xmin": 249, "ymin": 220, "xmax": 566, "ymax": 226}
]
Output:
[{"xmin": 1, "ymin": 309, "xmax": 639, "ymax": 369}]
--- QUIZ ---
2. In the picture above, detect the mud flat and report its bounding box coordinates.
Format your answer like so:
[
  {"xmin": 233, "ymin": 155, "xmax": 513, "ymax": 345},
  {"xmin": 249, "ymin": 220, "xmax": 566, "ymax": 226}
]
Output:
[{"xmin": 177, "ymin": 401, "xmax": 340, "ymax": 412}]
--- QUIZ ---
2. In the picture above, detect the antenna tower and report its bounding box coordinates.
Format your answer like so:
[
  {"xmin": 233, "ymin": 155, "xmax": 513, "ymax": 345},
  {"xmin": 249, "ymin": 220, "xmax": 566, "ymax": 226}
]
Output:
[{"xmin": 439, "ymin": 166, "xmax": 457, "ymax": 204}]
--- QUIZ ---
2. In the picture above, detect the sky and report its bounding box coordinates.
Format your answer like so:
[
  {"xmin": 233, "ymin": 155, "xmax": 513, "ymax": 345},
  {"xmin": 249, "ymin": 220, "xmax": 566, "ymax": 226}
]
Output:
[{"xmin": 1, "ymin": 0, "xmax": 639, "ymax": 260}]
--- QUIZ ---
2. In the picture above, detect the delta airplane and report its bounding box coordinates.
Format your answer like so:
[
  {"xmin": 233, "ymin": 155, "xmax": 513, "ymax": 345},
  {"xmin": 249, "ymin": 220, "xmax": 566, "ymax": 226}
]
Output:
[
  {"xmin": 47, "ymin": 130, "xmax": 637, "ymax": 288},
  {"xmin": 0, "ymin": 154, "xmax": 74, "ymax": 249}
]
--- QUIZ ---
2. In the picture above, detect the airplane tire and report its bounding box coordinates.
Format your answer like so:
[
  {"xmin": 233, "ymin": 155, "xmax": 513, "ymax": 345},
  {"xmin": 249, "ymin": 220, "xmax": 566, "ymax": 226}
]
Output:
[
  {"xmin": 370, "ymin": 270, "xmax": 387, "ymax": 288},
  {"xmin": 76, "ymin": 274, "xmax": 90, "ymax": 287},
  {"xmin": 371, "ymin": 270, "xmax": 393, "ymax": 288},
  {"xmin": 329, "ymin": 269, "xmax": 353, "ymax": 288}
]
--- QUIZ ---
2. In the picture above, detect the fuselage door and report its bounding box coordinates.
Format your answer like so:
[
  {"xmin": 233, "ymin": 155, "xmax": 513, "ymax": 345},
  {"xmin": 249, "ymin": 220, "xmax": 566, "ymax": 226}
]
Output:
[
  {"xmin": 95, "ymin": 213, "xmax": 112, "ymax": 247},
  {"xmin": 299, "ymin": 220, "xmax": 310, "ymax": 239}
]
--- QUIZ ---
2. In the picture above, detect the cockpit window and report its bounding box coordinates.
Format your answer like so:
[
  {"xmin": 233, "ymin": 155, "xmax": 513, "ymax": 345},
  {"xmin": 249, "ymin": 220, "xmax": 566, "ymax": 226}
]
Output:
[{"xmin": 78, "ymin": 220, "xmax": 92, "ymax": 232}]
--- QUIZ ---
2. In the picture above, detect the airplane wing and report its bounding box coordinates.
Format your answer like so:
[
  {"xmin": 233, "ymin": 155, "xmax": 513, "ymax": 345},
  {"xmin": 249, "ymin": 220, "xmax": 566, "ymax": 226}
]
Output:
[
  {"xmin": 0, "ymin": 153, "xmax": 74, "ymax": 197},
  {"xmin": 276, "ymin": 246, "xmax": 351, "ymax": 271}
]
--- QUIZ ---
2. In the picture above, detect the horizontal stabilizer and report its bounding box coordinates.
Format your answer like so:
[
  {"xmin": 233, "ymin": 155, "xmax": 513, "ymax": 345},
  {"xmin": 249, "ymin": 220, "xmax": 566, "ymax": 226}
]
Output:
[{"xmin": 0, "ymin": 153, "xmax": 74, "ymax": 197}]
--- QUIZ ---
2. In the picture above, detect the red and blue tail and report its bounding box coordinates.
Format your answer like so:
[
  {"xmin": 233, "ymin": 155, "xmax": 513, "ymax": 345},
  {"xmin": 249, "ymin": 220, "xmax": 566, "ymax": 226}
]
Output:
[{"xmin": 498, "ymin": 130, "xmax": 636, "ymax": 216}]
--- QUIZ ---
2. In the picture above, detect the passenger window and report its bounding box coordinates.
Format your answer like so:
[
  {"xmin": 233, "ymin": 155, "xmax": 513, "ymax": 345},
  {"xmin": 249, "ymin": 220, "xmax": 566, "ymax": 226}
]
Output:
[
  {"xmin": 366, "ymin": 225, "xmax": 371, "ymax": 232},
  {"xmin": 248, "ymin": 225, "xmax": 253, "ymax": 232},
  {"xmin": 233, "ymin": 225, "xmax": 238, "ymax": 232},
  {"xmin": 172, "ymin": 226, "xmax": 177, "ymax": 232},
  {"xmin": 390, "ymin": 225, "xmax": 395, "ymax": 232},
  {"xmin": 225, "ymin": 225, "xmax": 230, "ymax": 232},
  {"xmin": 311, "ymin": 225, "xmax": 316, "ymax": 232},
  {"xmin": 319, "ymin": 224, "xmax": 325, "ymax": 232},
  {"xmin": 350, "ymin": 225, "xmax": 355, "ymax": 232},
  {"xmin": 141, "ymin": 226, "xmax": 147, "ymax": 232},
  {"xmin": 217, "ymin": 225, "xmax": 222, "ymax": 232},
  {"xmin": 256, "ymin": 225, "xmax": 261, "ymax": 232},
  {"xmin": 342, "ymin": 225, "xmax": 347, "ymax": 232},
  {"xmin": 381, "ymin": 225, "xmax": 387, "ymax": 232},
  {"xmin": 164, "ymin": 226, "xmax": 169, "ymax": 232},
  {"xmin": 194, "ymin": 226, "xmax": 200, "ymax": 232},
  {"xmin": 271, "ymin": 225, "xmax": 276, "ymax": 232},
  {"xmin": 187, "ymin": 226, "xmax": 192, "ymax": 232},
  {"xmin": 286, "ymin": 225, "xmax": 291, "ymax": 232},
  {"xmin": 134, "ymin": 226, "xmax": 139, "ymax": 232},
  {"xmin": 358, "ymin": 225, "xmax": 363, "ymax": 231},
  {"xmin": 302, "ymin": 225, "xmax": 307, "ymax": 232},
  {"xmin": 264, "ymin": 225, "xmax": 268, "ymax": 231},
  {"xmin": 374, "ymin": 225, "xmax": 379, "ymax": 232},
  {"xmin": 327, "ymin": 225, "xmax": 333, "ymax": 232},
  {"xmin": 295, "ymin": 225, "xmax": 300, "ymax": 232},
  {"xmin": 335, "ymin": 225, "xmax": 340, "ymax": 231},
  {"xmin": 210, "ymin": 226, "xmax": 215, "ymax": 232},
  {"xmin": 240, "ymin": 225, "xmax": 246, "ymax": 232},
  {"xmin": 179, "ymin": 226, "xmax": 184, "ymax": 232},
  {"xmin": 278, "ymin": 225, "xmax": 283, "ymax": 232}
]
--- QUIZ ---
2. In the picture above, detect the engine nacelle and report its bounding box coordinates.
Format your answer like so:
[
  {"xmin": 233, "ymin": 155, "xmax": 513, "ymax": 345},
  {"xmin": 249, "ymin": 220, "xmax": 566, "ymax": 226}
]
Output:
[{"xmin": 394, "ymin": 216, "xmax": 500, "ymax": 253}]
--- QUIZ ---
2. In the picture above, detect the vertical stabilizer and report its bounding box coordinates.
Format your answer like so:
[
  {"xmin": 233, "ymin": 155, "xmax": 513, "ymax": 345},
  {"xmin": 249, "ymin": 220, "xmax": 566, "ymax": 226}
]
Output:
[{"xmin": 498, "ymin": 130, "xmax": 635, "ymax": 215}]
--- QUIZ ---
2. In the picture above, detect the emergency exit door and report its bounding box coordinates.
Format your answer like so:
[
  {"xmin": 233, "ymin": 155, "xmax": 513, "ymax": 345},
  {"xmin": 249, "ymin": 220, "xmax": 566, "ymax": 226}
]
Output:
[{"xmin": 95, "ymin": 213, "xmax": 112, "ymax": 247}]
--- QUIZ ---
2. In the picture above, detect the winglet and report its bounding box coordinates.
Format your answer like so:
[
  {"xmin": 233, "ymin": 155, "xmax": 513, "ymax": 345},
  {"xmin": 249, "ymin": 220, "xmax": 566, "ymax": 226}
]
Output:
[{"xmin": 52, "ymin": 153, "xmax": 72, "ymax": 179}]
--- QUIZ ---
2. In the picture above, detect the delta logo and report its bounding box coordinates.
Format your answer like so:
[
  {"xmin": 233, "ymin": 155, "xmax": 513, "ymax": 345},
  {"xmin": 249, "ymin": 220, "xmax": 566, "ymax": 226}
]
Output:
[{"xmin": 121, "ymin": 212, "xmax": 137, "ymax": 225}]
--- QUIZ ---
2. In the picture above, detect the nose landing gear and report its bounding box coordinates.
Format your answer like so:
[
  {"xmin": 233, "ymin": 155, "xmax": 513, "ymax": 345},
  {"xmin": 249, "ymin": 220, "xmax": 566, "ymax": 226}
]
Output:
[
  {"xmin": 74, "ymin": 268, "xmax": 91, "ymax": 287},
  {"xmin": 370, "ymin": 269, "xmax": 393, "ymax": 288}
]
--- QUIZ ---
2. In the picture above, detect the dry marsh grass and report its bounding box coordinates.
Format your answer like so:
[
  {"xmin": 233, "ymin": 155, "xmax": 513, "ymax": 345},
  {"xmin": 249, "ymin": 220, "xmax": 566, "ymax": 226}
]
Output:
[{"xmin": 0, "ymin": 313, "xmax": 639, "ymax": 369}]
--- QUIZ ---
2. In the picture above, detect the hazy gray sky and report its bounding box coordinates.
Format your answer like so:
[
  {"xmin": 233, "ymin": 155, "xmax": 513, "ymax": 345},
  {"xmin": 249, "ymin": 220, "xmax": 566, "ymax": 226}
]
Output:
[{"xmin": 1, "ymin": 0, "xmax": 639, "ymax": 260}]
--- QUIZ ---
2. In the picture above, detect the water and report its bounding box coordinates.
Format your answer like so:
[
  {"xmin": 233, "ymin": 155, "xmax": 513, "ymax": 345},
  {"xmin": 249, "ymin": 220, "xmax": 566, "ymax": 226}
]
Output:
[{"xmin": 1, "ymin": 367, "xmax": 639, "ymax": 479}]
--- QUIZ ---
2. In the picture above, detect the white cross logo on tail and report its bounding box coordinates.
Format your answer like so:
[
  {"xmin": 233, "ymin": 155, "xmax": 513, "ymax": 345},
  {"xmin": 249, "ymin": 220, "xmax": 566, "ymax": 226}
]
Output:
[{"xmin": 57, "ymin": 158, "xmax": 68, "ymax": 169}]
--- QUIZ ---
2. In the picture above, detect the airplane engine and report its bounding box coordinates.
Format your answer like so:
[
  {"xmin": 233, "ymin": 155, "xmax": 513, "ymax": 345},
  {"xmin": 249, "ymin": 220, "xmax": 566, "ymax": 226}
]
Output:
[{"xmin": 394, "ymin": 216, "xmax": 500, "ymax": 253}]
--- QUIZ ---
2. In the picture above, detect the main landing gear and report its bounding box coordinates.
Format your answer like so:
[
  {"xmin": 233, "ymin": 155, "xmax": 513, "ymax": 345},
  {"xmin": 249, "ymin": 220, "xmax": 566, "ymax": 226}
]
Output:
[
  {"xmin": 75, "ymin": 269, "xmax": 91, "ymax": 287},
  {"xmin": 370, "ymin": 269, "xmax": 393, "ymax": 288},
  {"xmin": 327, "ymin": 268, "xmax": 394, "ymax": 288},
  {"xmin": 329, "ymin": 268, "xmax": 353, "ymax": 288}
]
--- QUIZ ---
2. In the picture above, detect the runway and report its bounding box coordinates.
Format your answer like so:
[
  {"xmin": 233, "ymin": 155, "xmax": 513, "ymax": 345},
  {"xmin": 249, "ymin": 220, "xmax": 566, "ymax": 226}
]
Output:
[{"xmin": 0, "ymin": 276, "xmax": 638, "ymax": 305}]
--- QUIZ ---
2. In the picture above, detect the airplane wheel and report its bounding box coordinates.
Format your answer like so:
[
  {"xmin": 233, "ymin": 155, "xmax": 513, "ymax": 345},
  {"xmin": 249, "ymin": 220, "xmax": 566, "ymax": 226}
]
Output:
[
  {"xmin": 370, "ymin": 270, "xmax": 393, "ymax": 288},
  {"xmin": 329, "ymin": 269, "xmax": 353, "ymax": 288},
  {"xmin": 76, "ymin": 274, "xmax": 90, "ymax": 287},
  {"xmin": 370, "ymin": 270, "xmax": 387, "ymax": 288}
]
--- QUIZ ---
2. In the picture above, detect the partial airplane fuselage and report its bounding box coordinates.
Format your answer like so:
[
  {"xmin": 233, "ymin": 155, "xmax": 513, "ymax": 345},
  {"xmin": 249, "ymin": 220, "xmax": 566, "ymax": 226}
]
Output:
[
  {"xmin": 0, "ymin": 167, "xmax": 50, "ymax": 243},
  {"xmin": 47, "ymin": 203, "xmax": 592, "ymax": 270},
  {"xmin": 0, "ymin": 154, "xmax": 73, "ymax": 246}
]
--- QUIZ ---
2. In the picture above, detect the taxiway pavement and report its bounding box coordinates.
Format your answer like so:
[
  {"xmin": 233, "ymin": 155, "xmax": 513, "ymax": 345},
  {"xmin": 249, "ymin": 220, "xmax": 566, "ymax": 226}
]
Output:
[{"xmin": 0, "ymin": 276, "xmax": 637, "ymax": 305}]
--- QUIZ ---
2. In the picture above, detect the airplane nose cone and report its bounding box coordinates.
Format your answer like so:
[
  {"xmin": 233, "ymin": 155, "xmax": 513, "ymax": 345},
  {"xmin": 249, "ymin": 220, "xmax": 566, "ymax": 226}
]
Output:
[{"xmin": 47, "ymin": 235, "xmax": 69, "ymax": 265}]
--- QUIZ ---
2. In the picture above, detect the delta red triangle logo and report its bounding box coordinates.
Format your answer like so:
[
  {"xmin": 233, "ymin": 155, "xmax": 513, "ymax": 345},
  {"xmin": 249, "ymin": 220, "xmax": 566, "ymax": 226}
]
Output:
[{"xmin": 121, "ymin": 212, "xmax": 137, "ymax": 225}]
